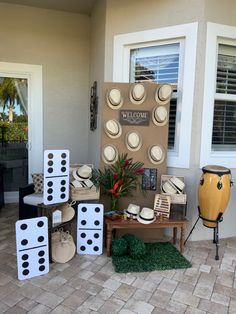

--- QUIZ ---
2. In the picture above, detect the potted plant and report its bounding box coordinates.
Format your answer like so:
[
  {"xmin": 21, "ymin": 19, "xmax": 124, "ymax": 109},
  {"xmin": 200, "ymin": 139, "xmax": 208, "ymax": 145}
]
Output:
[{"xmin": 93, "ymin": 153, "xmax": 144, "ymax": 212}]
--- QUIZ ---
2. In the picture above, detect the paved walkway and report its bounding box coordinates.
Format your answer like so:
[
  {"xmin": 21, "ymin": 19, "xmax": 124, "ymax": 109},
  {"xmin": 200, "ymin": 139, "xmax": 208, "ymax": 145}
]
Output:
[{"xmin": 0, "ymin": 204, "xmax": 235, "ymax": 313}]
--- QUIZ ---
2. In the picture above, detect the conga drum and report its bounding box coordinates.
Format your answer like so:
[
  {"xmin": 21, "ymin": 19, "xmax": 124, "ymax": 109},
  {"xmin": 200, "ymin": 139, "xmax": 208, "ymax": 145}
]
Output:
[{"xmin": 198, "ymin": 165, "xmax": 231, "ymax": 228}]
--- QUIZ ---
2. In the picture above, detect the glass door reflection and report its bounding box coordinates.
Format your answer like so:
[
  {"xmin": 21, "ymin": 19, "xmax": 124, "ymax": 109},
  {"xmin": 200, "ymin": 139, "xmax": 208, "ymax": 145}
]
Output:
[{"xmin": 0, "ymin": 77, "xmax": 28, "ymax": 193}]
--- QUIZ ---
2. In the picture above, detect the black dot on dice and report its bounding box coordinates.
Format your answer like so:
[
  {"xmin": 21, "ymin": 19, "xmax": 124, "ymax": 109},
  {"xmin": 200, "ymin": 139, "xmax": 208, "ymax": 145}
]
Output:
[
  {"xmin": 61, "ymin": 180, "xmax": 66, "ymax": 185},
  {"xmin": 48, "ymin": 160, "xmax": 53, "ymax": 166},
  {"xmin": 93, "ymin": 246, "xmax": 99, "ymax": 252},
  {"xmin": 61, "ymin": 153, "xmax": 66, "ymax": 158},
  {"xmin": 60, "ymin": 193, "xmax": 66, "ymax": 199},
  {"xmin": 81, "ymin": 220, "xmax": 86, "ymax": 225},
  {"xmin": 37, "ymin": 221, "xmax": 44, "ymax": 228},
  {"xmin": 60, "ymin": 187, "xmax": 66, "ymax": 192},
  {"xmin": 38, "ymin": 258, "xmax": 45, "ymax": 264},
  {"xmin": 21, "ymin": 239, "xmax": 28, "ymax": 246},
  {"xmin": 61, "ymin": 167, "xmax": 66, "ymax": 172},
  {"xmin": 22, "ymin": 261, "xmax": 29, "ymax": 268},
  {"xmin": 94, "ymin": 220, "xmax": 100, "ymax": 226},
  {"xmin": 61, "ymin": 160, "xmax": 66, "ymax": 165},
  {"xmin": 20, "ymin": 223, "xmax": 28, "ymax": 230},
  {"xmin": 38, "ymin": 250, "xmax": 45, "ymax": 257},
  {"xmin": 81, "ymin": 233, "xmax": 86, "ymax": 238},
  {"xmin": 39, "ymin": 265, "xmax": 45, "ymax": 272},
  {"xmin": 22, "ymin": 269, "xmax": 29, "ymax": 276},
  {"xmin": 38, "ymin": 236, "xmax": 44, "ymax": 242},
  {"xmin": 87, "ymin": 239, "xmax": 92, "ymax": 245},
  {"xmin": 80, "ymin": 246, "xmax": 86, "ymax": 251},
  {"xmin": 22, "ymin": 254, "xmax": 28, "ymax": 261},
  {"xmin": 48, "ymin": 167, "xmax": 53, "ymax": 173},
  {"xmin": 81, "ymin": 207, "xmax": 87, "ymax": 212},
  {"xmin": 94, "ymin": 233, "xmax": 99, "ymax": 239},
  {"xmin": 48, "ymin": 153, "xmax": 53, "ymax": 159},
  {"xmin": 47, "ymin": 195, "xmax": 53, "ymax": 201},
  {"xmin": 95, "ymin": 207, "xmax": 100, "ymax": 213},
  {"xmin": 47, "ymin": 181, "xmax": 53, "ymax": 187},
  {"xmin": 47, "ymin": 188, "xmax": 53, "ymax": 194}
]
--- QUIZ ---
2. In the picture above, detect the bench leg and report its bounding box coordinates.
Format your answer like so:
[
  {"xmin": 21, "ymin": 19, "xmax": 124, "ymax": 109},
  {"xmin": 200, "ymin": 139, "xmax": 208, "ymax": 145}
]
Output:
[
  {"xmin": 106, "ymin": 227, "xmax": 112, "ymax": 257},
  {"xmin": 173, "ymin": 227, "xmax": 177, "ymax": 244},
  {"xmin": 180, "ymin": 224, "xmax": 186, "ymax": 253}
]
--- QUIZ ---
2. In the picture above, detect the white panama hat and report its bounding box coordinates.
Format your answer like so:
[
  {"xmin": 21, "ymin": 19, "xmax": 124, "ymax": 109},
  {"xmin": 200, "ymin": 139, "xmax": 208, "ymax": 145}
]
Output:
[
  {"xmin": 106, "ymin": 88, "xmax": 123, "ymax": 110},
  {"xmin": 148, "ymin": 145, "xmax": 165, "ymax": 164},
  {"xmin": 102, "ymin": 145, "xmax": 118, "ymax": 164},
  {"xmin": 137, "ymin": 207, "xmax": 156, "ymax": 224},
  {"xmin": 51, "ymin": 231, "xmax": 76, "ymax": 263},
  {"xmin": 73, "ymin": 165, "xmax": 92, "ymax": 181},
  {"xmin": 125, "ymin": 131, "xmax": 142, "ymax": 151},
  {"xmin": 162, "ymin": 181, "xmax": 178, "ymax": 194},
  {"xmin": 152, "ymin": 105, "xmax": 168, "ymax": 126},
  {"xmin": 129, "ymin": 83, "xmax": 146, "ymax": 105},
  {"xmin": 124, "ymin": 204, "xmax": 140, "ymax": 219},
  {"xmin": 155, "ymin": 84, "xmax": 172, "ymax": 105},
  {"xmin": 104, "ymin": 119, "xmax": 122, "ymax": 139},
  {"xmin": 169, "ymin": 176, "xmax": 185, "ymax": 193}
]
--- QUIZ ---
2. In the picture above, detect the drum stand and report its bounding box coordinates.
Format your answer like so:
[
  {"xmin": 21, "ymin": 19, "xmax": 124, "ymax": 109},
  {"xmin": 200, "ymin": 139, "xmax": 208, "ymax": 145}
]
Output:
[{"xmin": 184, "ymin": 207, "xmax": 223, "ymax": 260}]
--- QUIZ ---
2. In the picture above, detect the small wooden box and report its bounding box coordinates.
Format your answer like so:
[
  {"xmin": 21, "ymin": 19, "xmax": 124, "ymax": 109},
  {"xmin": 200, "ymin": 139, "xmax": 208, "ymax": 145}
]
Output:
[{"xmin": 161, "ymin": 175, "xmax": 187, "ymax": 204}]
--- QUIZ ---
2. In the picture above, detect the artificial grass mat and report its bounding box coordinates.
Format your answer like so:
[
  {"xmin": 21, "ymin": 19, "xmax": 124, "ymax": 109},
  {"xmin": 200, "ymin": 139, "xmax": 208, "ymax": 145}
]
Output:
[{"xmin": 112, "ymin": 241, "xmax": 191, "ymax": 273}]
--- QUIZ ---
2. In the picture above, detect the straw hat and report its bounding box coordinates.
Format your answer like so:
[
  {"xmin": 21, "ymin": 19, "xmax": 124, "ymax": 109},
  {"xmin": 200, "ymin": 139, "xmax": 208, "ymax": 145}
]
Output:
[
  {"xmin": 152, "ymin": 105, "xmax": 168, "ymax": 126},
  {"xmin": 148, "ymin": 145, "xmax": 165, "ymax": 164},
  {"xmin": 125, "ymin": 131, "xmax": 142, "ymax": 151},
  {"xmin": 129, "ymin": 83, "xmax": 146, "ymax": 105},
  {"xmin": 170, "ymin": 176, "xmax": 185, "ymax": 192},
  {"xmin": 51, "ymin": 231, "xmax": 76, "ymax": 263},
  {"xmin": 70, "ymin": 180, "xmax": 83, "ymax": 188},
  {"xmin": 73, "ymin": 165, "xmax": 92, "ymax": 181},
  {"xmin": 104, "ymin": 119, "xmax": 122, "ymax": 139},
  {"xmin": 124, "ymin": 204, "xmax": 140, "ymax": 219},
  {"xmin": 137, "ymin": 207, "xmax": 156, "ymax": 224},
  {"xmin": 57, "ymin": 202, "xmax": 75, "ymax": 223},
  {"xmin": 162, "ymin": 181, "xmax": 177, "ymax": 194},
  {"xmin": 155, "ymin": 84, "xmax": 172, "ymax": 105},
  {"xmin": 102, "ymin": 145, "xmax": 118, "ymax": 164},
  {"xmin": 106, "ymin": 88, "xmax": 123, "ymax": 109}
]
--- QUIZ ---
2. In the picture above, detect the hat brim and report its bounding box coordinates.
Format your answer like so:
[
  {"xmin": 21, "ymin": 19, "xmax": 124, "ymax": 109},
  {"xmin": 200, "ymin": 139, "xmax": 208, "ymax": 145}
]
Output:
[
  {"xmin": 125, "ymin": 131, "xmax": 142, "ymax": 152},
  {"xmin": 124, "ymin": 209, "xmax": 138, "ymax": 219},
  {"xmin": 106, "ymin": 88, "xmax": 123, "ymax": 110},
  {"xmin": 152, "ymin": 106, "xmax": 169, "ymax": 126},
  {"xmin": 129, "ymin": 84, "xmax": 146, "ymax": 105},
  {"xmin": 104, "ymin": 119, "xmax": 122, "ymax": 139},
  {"xmin": 137, "ymin": 215, "xmax": 156, "ymax": 224},
  {"xmin": 148, "ymin": 145, "xmax": 166, "ymax": 164},
  {"xmin": 155, "ymin": 85, "xmax": 172, "ymax": 105}
]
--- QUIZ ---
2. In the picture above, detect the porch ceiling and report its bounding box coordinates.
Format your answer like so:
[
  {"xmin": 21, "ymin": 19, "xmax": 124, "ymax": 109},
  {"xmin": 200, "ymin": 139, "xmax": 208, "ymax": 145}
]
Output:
[{"xmin": 0, "ymin": 0, "xmax": 97, "ymax": 15}]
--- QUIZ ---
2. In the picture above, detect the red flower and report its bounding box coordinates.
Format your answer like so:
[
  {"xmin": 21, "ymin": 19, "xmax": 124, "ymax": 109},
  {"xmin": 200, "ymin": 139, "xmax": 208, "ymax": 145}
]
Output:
[
  {"xmin": 124, "ymin": 159, "xmax": 130, "ymax": 168},
  {"xmin": 136, "ymin": 167, "xmax": 145, "ymax": 174},
  {"xmin": 113, "ymin": 173, "xmax": 118, "ymax": 180}
]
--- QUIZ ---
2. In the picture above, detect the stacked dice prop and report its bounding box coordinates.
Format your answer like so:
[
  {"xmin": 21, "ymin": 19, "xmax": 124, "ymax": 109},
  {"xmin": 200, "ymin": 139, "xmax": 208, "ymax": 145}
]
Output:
[
  {"xmin": 77, "ymin": 203, "xmax": 104, "ymax": 255},
  {"xmin": 43, "ymin": 150, "xmax": 70, "ymax": 205},
  {"xmin": 15, "ymin": 217, "xmax": 49, "ymax": 280}
]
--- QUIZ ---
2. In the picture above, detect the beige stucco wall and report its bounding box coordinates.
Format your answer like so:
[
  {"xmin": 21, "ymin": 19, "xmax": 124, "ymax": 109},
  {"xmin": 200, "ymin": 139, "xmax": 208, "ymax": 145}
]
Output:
[
  {"xmin": 0, "ymin": 3, "xmax": 90, "ymax": 164},
  {"xmin": 101, "ymin": 0, "xmax": 236, "ymax": 241}
]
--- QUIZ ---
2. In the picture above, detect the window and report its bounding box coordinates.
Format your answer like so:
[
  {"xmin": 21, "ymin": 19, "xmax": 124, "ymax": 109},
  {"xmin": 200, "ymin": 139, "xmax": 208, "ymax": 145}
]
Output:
[
  {"xmin": 129, "ymin": 43, "xmax": 180, "ymax": 149},
  {"xmin": 113, "ymin": 23, "xmax": 198, "ymax": 168},
  {"xmin": 200, "ymin": 23, "xmax": 236, "ymax": 168}
]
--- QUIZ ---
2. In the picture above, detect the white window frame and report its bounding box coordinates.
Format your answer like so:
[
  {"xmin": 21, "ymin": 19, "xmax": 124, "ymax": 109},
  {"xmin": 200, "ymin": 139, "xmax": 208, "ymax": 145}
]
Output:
[
  {"xmin": 113, "ymin": 22, "xmax": 198, "ymax": 168},
  {"xmin": 200, "ymin": 23, "xmax": 236, "ymax": 168}
]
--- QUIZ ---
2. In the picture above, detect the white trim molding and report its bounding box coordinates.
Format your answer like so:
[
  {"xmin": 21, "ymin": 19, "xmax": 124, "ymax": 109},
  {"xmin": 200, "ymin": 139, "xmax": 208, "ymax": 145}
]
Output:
[
  {"xmin": 200, "ymin": 23, "xmax": 236, "ymax": 169},
  {"xmin": 113, "ymin": 22, "xmax": 198, "ymax": 168}
]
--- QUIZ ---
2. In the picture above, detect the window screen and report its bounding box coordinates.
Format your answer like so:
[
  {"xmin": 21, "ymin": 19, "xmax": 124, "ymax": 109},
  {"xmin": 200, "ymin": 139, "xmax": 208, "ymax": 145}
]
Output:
[
  {"xmin": 130, "ymin": 43, "xmax": 180, "ymax": 149},
  {"xmin": 212, "ymin": 44, "xmax": 236, "ymax": 150}
]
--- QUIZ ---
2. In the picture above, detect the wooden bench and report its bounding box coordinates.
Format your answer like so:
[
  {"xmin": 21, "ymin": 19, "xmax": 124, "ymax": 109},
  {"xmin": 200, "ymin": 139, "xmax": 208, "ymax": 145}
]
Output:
[{"xmin": 105, "ymin": 215, "xmax": 188, "ymax": 256}]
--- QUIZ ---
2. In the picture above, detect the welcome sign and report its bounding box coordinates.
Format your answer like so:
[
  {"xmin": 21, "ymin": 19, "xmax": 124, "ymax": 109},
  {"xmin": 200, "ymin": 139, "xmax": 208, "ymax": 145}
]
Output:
[{"xmin": 119, "ymin": 110, "xmax": 150, "ymax": 126}]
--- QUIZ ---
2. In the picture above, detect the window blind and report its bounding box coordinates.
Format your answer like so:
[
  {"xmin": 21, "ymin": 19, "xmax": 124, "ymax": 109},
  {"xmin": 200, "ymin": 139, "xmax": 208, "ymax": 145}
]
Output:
[
  {"xmin": 130, "ymin": 45, "xmax": 180, "ymax": 150},
  {"xmin": 212, "ymin": 44, "xmax": 236, "ymax": 150}
]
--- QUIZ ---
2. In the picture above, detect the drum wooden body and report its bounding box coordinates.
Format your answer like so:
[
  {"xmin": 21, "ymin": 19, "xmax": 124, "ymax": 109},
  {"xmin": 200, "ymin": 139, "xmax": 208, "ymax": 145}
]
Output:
[{"xmin": 198, "ymin": 165, "xmax": 231, "ymax": 228}]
